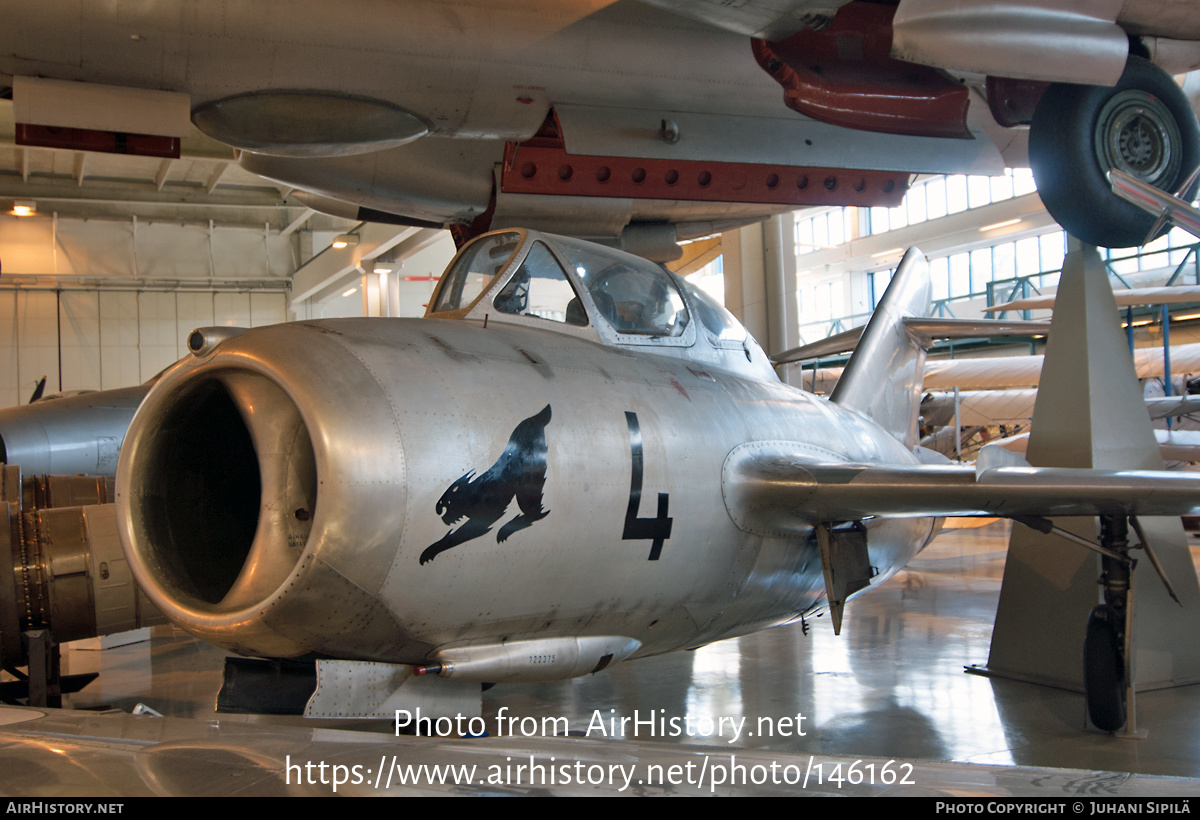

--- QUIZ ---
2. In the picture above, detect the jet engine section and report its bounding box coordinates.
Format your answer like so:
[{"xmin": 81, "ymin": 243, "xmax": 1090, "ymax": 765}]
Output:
[
  {"xmin": 116, "ymin": 324, "xmax": 418, "ymax": 663},
  {"xmin": 0, "ymin": 385, "xmax": 150, "ymax": 477},
  {"xmin": 0, "ymin": 465, "xmax": 166, "ymax": 672}
]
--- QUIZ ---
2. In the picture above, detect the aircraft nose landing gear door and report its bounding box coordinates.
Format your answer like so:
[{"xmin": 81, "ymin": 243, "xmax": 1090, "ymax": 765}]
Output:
[{"xmin": 814, "ymin": 521, "xmax": 876, "ymax": 636}]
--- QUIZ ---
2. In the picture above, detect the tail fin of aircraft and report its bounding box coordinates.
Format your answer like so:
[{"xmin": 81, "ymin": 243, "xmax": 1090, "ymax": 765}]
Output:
[{"xmin": 830, "ymin": 248, "xmax": 931, "ymax": 449}]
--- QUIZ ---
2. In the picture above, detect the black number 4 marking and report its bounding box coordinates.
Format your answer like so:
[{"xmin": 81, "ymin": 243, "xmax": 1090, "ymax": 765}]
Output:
[{"xmin": 623, "ymin": 411, "xmax": 672, "ymax": 560}]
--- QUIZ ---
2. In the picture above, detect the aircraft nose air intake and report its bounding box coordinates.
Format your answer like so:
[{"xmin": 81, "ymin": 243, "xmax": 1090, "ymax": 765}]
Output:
[
  {"xmin": 116, "ymin": 322, "xmax": 412, "ymax": 660},
  {"xmin": 120, "ymin": 371, "xmax": 316, "ymax": 611}
]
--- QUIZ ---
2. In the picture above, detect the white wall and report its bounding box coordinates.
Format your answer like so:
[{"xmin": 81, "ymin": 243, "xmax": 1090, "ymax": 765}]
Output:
[
  {"xmin": 0, "ymin": 289, "xmax": 286, "ymax": 408},
  {"xmin": 0, "ymin": 212, "xmax": 294, "ymax": 408},
  {"xmin": 0, "ymin": 217, "xmax": 294, "ymax": 281}
]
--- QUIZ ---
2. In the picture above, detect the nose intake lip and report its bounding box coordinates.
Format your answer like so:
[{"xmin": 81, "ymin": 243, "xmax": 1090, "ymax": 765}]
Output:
[{"xmin": 119, "ymin": 368, "xmax": 316, "ymax": 613}]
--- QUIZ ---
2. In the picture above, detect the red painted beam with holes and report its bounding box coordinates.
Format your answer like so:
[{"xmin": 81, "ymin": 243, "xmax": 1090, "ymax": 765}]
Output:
[
  {"xmin": 499, "ymin": 142, "xmax": 908, "ymax": 207},
  {"xmin": 16, "ymin": 124, "xmax": 181, "ymax": 159}
]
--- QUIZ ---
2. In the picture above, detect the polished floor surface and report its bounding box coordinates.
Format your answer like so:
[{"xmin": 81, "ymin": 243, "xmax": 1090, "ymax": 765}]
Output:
[{"xmin": 40, "ymin": 520, "xmax": 1200, "ymax": 790}]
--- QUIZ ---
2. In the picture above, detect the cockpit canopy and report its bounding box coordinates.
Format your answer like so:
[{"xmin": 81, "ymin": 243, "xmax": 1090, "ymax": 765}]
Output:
[{"xmin": 428, "ymin": 229, "xmax": 774, "ymax": 379}]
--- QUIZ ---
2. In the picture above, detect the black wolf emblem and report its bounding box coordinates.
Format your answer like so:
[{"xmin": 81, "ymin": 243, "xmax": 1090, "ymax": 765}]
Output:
[{"xmin": 420, "ymin": 404, "xmax": 552, "ymax": 564}]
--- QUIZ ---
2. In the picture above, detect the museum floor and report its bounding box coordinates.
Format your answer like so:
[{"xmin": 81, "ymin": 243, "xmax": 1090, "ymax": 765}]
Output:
[{"xmin": 49, "ymin": 520, "xmax": 1200, "ymax": 786}]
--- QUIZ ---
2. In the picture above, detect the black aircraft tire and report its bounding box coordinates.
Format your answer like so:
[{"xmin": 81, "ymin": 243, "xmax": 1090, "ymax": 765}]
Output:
[
  {"xmin": 1083, "ymin": 603, "xmax": 1126, "ymax": 732},
  {"xmin": 1029, "ymin": 56, "xmax": 1200, "ymax": 249}
]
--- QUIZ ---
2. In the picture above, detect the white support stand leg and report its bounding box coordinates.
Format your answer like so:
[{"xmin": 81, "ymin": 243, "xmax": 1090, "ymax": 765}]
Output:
[{"xmin": 983, "ymin": 239, "xmax": 1200, "ymax": 734}]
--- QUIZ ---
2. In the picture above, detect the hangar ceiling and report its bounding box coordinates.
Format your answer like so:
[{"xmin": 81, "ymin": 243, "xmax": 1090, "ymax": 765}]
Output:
[
  {"xmin": 0, "ymin": 98, "xmax": 328, "ymax": 232},
  {"xmin": 0, "ymin": 96, "xmax": 464, "ymax": 325}
]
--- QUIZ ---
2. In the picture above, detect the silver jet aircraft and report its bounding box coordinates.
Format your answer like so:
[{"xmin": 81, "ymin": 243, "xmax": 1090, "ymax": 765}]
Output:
[{"xmin": 112, "ymin": 231, "xmax": 1200, "ymax": 723}]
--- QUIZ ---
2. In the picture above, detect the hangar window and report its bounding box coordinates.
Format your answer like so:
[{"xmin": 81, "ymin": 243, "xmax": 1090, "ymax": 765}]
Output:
[
  {"xmin": 432, "ymin": 231, "xmax": 521, "ymax": 312},
  {"xmin": 493, "ymin": 241, "xmax": 587, "ymax": 326}
]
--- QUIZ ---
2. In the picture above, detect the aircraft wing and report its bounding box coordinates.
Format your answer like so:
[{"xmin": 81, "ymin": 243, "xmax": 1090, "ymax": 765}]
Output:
[
  {"xmin": 922, "ymin": 356, "xmax": 1044, "ymax": 389},
  {"xmin": 988, "ymin": 429, "xmax": 1200, "ymax": 465},
  {"xmin": 1134, "ymin": 344, "xmax": 1200, "ymax": 379},
  {"xmin": 635, "ymin": 0, "xmax": 852, "ymax": 39},
  {"xmin": 723, "ymin": 449, "xmax": 1200, "ymax": 533},
  {"xmin": 795, "ymin": 342, "xmax": 1200, "ymax": 394},
  {"xmin": 985, "ymin": 286, "xmax": 1200, "ymax": 314},
  {"xmin": 774, "ymin": 318, "xmax": 1050, "ymax": 364},
  {"xmin": 921, "ymin": 389, "xmax": 1036, "ymax": 427},
  {"xmin": 1155, "ymin": 429, "xmax": 1200, "ymax": 462},
  {"xmin": 924, "ymin": 391, "xmax": 1200, "ymax": 429},
  {"xmin": 1147, "ymin": 396, "xmax": 1200, "ymax": 420},
  {"xmin": 921, "ymin": 344, "xmax": 1200, "ymax": 389}
]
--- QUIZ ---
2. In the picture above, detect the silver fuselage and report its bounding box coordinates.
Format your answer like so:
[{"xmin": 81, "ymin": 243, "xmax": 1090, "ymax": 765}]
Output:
[{"xmin": 116, "ymin": 319, "xmax": 934, "ymax": 664}]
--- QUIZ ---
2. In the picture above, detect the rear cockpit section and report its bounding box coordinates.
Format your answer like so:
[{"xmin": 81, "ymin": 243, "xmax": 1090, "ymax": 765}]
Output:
[
  {"xmin": 552, "ymin": 235, "xmax": 689, "ymax": 338},
  {"xmin": 493, "ymin": 241, "xmax": 589, "ymax": 327},
  {"xmin": 427, "ymin": 228, "xmax": 775, "ymax": 379}
]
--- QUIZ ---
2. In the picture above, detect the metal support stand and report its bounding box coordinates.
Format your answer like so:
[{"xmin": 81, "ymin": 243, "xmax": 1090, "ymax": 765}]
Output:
[
  {"xmin": 23, "ymin": 628, "xmax": 61, "ymax": 708},
  {"xmin": 981, "ymin": 240, "xmax": 1200, "ymax": 735}
]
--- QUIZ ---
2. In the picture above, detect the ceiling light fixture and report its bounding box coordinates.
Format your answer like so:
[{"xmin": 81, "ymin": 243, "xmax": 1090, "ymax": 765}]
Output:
[
  {"xmin": 10, "ymin": 200, "xmax": 36, "ymax": 217},
  {"xmin": 979, "ymin": 218, "xmax": 1021, "ymax": 232},
  {"xmin": 332, "ymin": 233, "xmax": 359, "ymax": 249}
]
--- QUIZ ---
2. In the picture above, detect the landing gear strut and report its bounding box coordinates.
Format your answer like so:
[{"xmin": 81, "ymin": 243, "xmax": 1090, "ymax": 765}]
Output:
[{"xmin": 1084, "ymin": 516, "xmax": 1133, "ymax": 732}]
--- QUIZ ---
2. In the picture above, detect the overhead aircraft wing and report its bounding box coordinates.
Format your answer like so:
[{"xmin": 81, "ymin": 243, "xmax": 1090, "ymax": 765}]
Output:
[
  {"xmin": 774, "ymin": 318, "xmax": 1050, "ymax": 364},
  {"xmin": 797, "ymin": 342, "xmax": 1200, "ymax": 393},
  {"xmin": 922, "ymin": 389, "xmax": 1036, "ymax": 427},
  {"xmin": 1155, "ymin": 429, "xmax": 1200, "ymax": 462},
  {"xmin": 922, "ymin": 343, "xmax": 1200, "ymax": 388},
  {"xmin": 1134, "ymin": 343, "xmax": 1200, "ymax": 378},
  {"xmin": 985, "ymin": 286, "xmax": 1200, "ymax": 314},
  {"xmin": 723, "ymin": 448, "xmax": 1200, "ymax": 533},
  {"xmin": 922, "ymin": 355, "xmax": 1044, "ymax": 389},
  {"xmin": 796, "ymin": 357, "xmax": 1042, "ymax": 394},
  {"xmin": 1146, "ymin": 396, "xmax": 1200, "ymax": 420},
  {"xmin": 923, "ymin": 391, "xmax": 1200, "ymax": 429},
  {"xmin": 635, "ymin": 0, "xmax": 852, "ymax": 39},
  {"xmin": 991, "ymin": 429, "xmax": 1200, "ymax": 464}
]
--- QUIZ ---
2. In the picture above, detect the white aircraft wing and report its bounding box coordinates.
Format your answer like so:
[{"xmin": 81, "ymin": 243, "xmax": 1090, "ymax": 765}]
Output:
[
  {"xmin": 1134, "ymin": 343, "xmax": 1200, "ymax": 378},
  {"xmin": 922, "ymin": 389, "xmax": 1036, "ymax": 427},
  {"xmin": 922, "ymin": 356, "xmax": 1044, "ymax": 389},
  {"xmin": 1146, "ymin": 396, "xmax": 1200, "ymax": 420},
  {"xmin": 797, "ymin": 358, "xmax": 1035, "ymax": 394},
  {"xmin": 988, "ymin": 429, "xmax": 1200, "ymax": 463},
  {"xmin": 775, "ymin": 318, "xmax": 1050, "ymax": 364},
  {"xmin": 986, "ymin": 286, "xmax": 1200, "ymax": 314},
  {"xmin": 924, "ymin": 391, "xmax": 1200, "ymax": 429},
  {"xmin": 1156, "ymin": 429, "xmax": 1200, "ymax": 462},
  {"xmin": 841, "ymin": 342, "xmax": 1200, "ymax": 390},
  {"xmin": 799, "ymin": 342, "xmax": 1200, "ymax": 394}
]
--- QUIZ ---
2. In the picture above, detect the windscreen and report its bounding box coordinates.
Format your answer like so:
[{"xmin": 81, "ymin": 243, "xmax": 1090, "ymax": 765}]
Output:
[{"xmin": 431, "ymin": 231, "xmax": 521, "ymax": 313}]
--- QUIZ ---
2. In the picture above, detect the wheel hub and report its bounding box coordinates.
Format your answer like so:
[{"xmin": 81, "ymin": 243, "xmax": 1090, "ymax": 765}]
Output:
[{"xmin": 1095, "ymin": 90, "xmax": 1181, "ymax": 186}]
